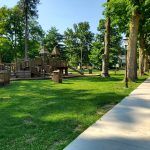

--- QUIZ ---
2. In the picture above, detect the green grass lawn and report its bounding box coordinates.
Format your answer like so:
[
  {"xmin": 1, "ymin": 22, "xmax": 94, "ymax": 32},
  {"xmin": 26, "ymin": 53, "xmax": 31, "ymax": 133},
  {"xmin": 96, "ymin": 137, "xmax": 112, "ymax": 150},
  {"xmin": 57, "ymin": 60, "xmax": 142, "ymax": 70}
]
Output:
[{"xmin": 0, "ymin": 72, "xmax": 149, "ymax": 150}]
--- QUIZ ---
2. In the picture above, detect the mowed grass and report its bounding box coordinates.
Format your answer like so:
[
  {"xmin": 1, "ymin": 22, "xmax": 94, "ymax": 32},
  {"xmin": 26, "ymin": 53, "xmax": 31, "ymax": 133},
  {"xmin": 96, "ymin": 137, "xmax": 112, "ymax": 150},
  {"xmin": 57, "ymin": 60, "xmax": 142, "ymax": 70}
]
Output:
[{"xmin": 0, "ymin": 72, "xmax": 148, "ymax": 150}]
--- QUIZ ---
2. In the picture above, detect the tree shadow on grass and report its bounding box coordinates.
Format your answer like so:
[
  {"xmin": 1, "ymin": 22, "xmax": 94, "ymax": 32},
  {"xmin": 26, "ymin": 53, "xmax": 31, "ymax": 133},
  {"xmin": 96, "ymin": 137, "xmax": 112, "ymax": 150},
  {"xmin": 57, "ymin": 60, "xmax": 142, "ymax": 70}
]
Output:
[
  {"xmin": 136, "ymin": 77, "xmax": 148, "ymax": 83},
  {"xmin": 69, "ymin": 76, "xmax": 124, "ymax": 83},
  {"xmin": 0, "ymin": 78, "xmax": 146, "ymax": 150},
  {"xmin": 70, "ymin": 74, "xmax": 147, "ymax": 84}
]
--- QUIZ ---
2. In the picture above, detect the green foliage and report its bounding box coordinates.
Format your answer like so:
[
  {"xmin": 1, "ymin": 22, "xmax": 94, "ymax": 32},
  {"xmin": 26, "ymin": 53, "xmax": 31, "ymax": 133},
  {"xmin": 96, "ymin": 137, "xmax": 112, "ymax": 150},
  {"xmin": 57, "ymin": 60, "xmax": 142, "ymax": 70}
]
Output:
[
  {"xmin": 18, "ymin": 0, "xmax": 40, "ymax": 19},
  {"xmin": 29, "ymin": 20, "xmax": 45, "ymax": 42},
  {"xmin": 0, "ymin": 6, "xmax": 9, "ymax": 35},
  {"xmin": 64, "ymin": 28, "xmax": 79, "ymax": 65},
  {"xmin": 105, "ymin": 0, "xmax": 129, "ymax": 33},
  {"xmin": 64, "ymin": 22, "xmax": 94, "ymax": 66},
  {"xmin": 28, "ymin": 20, "xmax": 45, "ymax": 58},
  {"xmin": 28, "ymin": 40, "xmax": 40, "ymax": 58},
  {"xmin": 0, "ymin": 5, "xmax": 44, "ymax": 62},
  {"xmin": 90, "ymin": 19, "xmax": 122, "ymax": 69},
  {"xmin": 44, "ymin": 27, "xmax": 63, "ymax": 52},
  {"xmin": 138, "ymin": 0, "xmax": 150, "ymax": 54},
  {"xmin": 0, "ymin": 37, "xmax": 12, "ymax": 63},
  {"xmin": 43, "ymin": 27, "xmax": 67, "ymax": 60},
  {"xmin": 107, "ymin": 0, "xmax": 150, "ymax": 35},
  {"xmin": 18, "ymin": 0, "xmax": 40, "ymax": 60},
  {"xmin": 89, "ymin": 35, "xmax": 104, "ymax": 69}
]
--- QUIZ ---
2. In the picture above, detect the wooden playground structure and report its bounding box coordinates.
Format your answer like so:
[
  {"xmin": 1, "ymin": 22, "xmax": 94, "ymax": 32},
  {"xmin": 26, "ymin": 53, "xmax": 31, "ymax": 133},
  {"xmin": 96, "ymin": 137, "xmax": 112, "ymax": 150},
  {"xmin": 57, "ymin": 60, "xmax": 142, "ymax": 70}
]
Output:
[
  {"xmin": 0, "ymin": 46, "xmax": 84, "ymax": 85},
  {"xmin": 14, "ymin": 46, "xmax": 69, "ymax": 78}
]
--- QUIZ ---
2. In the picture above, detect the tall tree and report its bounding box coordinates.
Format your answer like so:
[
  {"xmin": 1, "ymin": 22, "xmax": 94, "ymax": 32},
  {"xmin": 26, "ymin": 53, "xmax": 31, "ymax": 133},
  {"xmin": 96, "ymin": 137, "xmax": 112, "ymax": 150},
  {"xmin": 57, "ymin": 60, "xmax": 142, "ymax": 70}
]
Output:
[
  {"xmin": 64, "ymin": 22, "xmax": 94, "ymax": 68},
  {"xmin": 101, "ymin": 0, "xmax": 111, "ymax": 77},
  {"xmin": 139, "ymin": 33, "xmax": 145, "ymax": 76},
  {"xmin": 107, "ymin": 0, "xmax": 150, "ymax": 81},
  {"xmin": 0, "ymin": 6, "xmax": 24, "ymax": 63},
  {"xmin": 138, "ymin": 1, "xmax": 150, "ymax": 76},
  {"xmin": 76, "ymin": 22, "xmax": 94, "ymax": 68},
  {"xmin": 90, "ymin": 19, "xmax": 122, "ymax": 69},
  {"xmin": 90, "ymin": 35, "xmax": 103, "ymax": 69},
  {"xmin": 127, "ymin": 4, "xmax": 140, "ymax": 81},
  {"xmin": 0, "ymin": 5, "xmax": 44, "ymax": 62},
  {"xmin": 127, "ymin": 0, "xmax": 150, "ymax": 80},
  {"xmin": 28, "ymin": 20, "xmax": 45, "ymax": 58},
  {"xmin": 64, "ymin": 28, "xmax": 79, "ymax": 66},
  {"xmin": 145, "ymin": 32, "xmax": 150, "ymax": 72},
  {"xmin": 8, "ymin": 6, "xmax": 24, "ymax": 63},
  {"xmin": 18, "ymin": 0, "xmax": 40, "ymax": 60}
]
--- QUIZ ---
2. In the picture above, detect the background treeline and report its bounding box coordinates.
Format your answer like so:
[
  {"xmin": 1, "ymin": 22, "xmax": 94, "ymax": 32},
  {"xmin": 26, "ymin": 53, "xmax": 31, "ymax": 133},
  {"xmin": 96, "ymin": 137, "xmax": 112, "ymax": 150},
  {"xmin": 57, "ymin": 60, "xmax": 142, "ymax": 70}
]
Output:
[
  {"xmin": 0, "ymin": 0, "xmax": 150, "ymax": 81},
  {"xmin": 0, "ymin": 0, "xmax": 123, "ymax": 69}
]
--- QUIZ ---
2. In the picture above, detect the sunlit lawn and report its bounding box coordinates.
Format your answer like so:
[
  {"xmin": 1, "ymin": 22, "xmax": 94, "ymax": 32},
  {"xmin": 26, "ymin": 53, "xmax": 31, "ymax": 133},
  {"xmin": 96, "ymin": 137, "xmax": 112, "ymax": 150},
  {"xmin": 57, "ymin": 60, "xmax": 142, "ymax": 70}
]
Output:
[{"xmin": 0, "ymin": 72, "xmax": 148, "ymax": 150}]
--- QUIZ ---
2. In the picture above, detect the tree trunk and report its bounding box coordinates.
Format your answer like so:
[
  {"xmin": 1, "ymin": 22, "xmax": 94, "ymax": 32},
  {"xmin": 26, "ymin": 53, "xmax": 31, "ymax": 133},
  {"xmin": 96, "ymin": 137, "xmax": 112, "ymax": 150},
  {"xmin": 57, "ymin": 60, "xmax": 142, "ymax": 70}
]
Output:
[
  {"xmin": 139, "ymin": 34, "xmax": 145, "ymax": 76},
  {"xmin": 101, "ymin": 1, "xmax": 110, "ymax": 77},
  {"xmin": 127, "ymin": 10, "xmax": 140, "ymax": 81},
  {"xmin": 14, "ymin": 26, "xmax": 18, "ymax": 72},
  {"xmin": 0, "ymin": 55, "xmax": 2, "ymax": 63},
  {"xmin": 80, "ymin": 47, "xmax": 83, "ymax": 71},
  {"xmin": 24, "ymin": 0, "xmax": 28, "ymax": 61},
  {"xmin": 144, "ymin": 52, "xmax": 149, "ymax": 72}
]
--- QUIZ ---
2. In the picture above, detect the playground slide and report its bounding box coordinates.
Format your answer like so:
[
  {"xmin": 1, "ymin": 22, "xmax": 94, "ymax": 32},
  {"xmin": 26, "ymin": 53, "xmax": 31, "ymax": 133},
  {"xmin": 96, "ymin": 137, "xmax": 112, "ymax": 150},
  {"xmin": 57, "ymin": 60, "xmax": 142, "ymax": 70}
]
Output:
[{"xmin": 68, "ymin": 65, "xmax": 84, "ymax": 75}]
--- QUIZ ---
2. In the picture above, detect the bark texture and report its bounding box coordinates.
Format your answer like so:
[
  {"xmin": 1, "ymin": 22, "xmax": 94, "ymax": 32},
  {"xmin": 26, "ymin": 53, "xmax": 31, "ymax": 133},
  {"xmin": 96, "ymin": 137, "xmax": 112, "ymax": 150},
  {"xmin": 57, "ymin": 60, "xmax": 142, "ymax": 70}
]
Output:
[
  {"xmin": 144, "ymin": 52, "xmax": 149, "ymax": 72},
  {"xmin": 139, "ymin": 34, "xmax": 145, "ymax": 76},
  {"xmin": 127, "ymin": 10, "xmax": 140, "ymax": 81},
  {"xmin": 0, "ymin": 55, "xmax": 2, "ymax": 63},
  {"xmin": 101, "ymin": 13, "xmax": 110, "ymax": 77}
]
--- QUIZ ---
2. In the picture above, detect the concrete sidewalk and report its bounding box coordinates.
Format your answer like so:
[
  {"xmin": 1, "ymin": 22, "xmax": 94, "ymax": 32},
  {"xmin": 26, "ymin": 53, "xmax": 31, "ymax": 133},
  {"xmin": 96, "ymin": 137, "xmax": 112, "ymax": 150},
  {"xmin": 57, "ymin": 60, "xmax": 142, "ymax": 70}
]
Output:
[{"xmin": 64, "ymin": 78, "xmax": 150, "ymax": 150}]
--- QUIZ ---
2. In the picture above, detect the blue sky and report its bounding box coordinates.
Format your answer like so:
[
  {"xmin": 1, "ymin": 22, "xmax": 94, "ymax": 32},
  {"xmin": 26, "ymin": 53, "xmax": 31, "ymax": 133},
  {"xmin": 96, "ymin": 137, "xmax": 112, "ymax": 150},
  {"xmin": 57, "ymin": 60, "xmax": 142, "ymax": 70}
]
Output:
[{"xmin": 0, "ymin": 0, "xmax": 106, "ymax": 34}]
